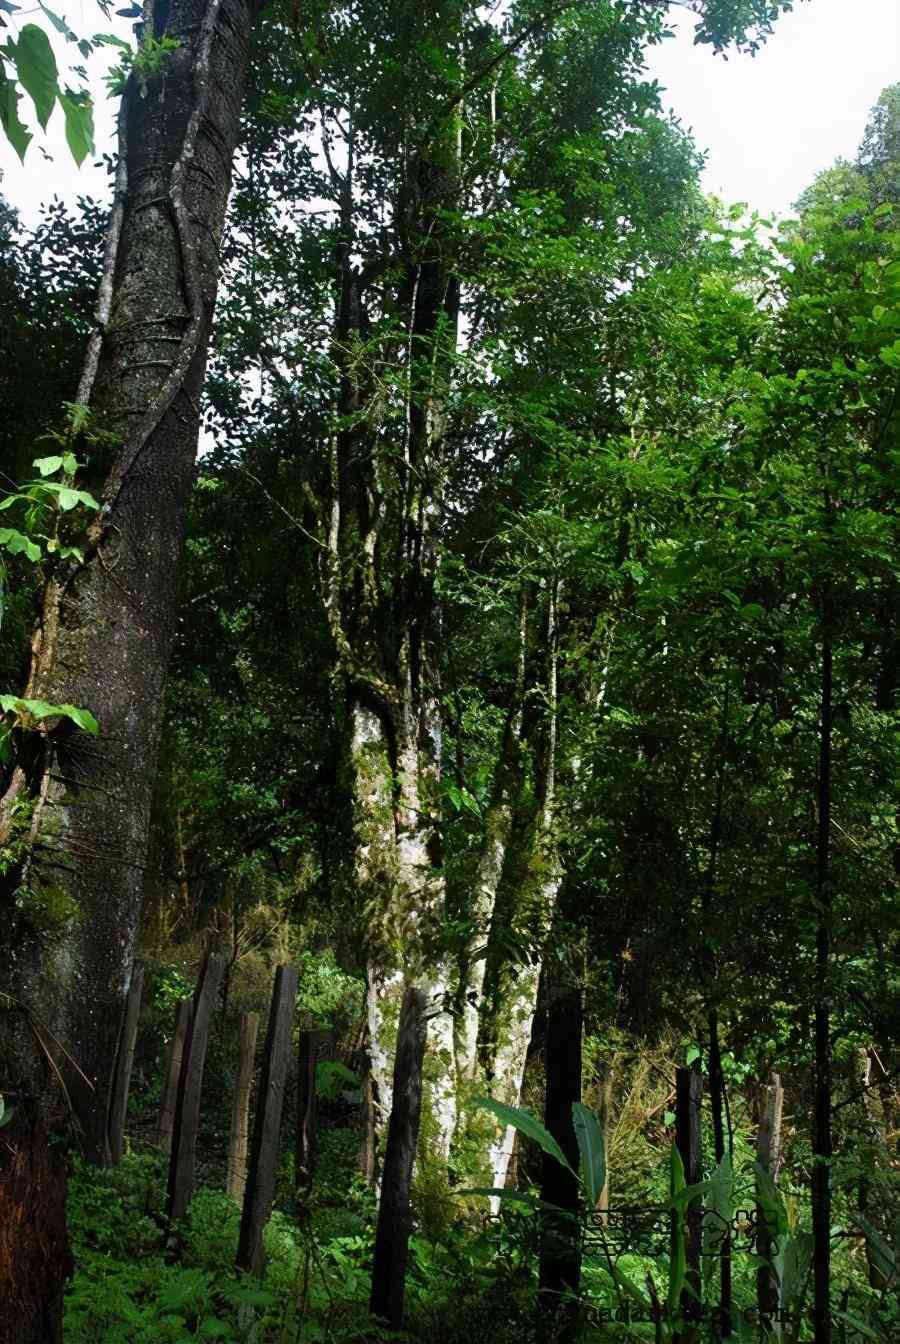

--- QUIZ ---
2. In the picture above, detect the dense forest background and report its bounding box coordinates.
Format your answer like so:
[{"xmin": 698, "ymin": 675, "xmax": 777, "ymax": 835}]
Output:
[{"xmin": 0, "ymin": 2, "xmax": 897, "ymax": 1343}]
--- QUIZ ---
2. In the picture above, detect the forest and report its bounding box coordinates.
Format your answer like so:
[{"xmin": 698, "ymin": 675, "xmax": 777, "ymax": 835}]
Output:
[{"xmin": 0, "ymin": 2, "xmax": 897, "ymax": 1342}]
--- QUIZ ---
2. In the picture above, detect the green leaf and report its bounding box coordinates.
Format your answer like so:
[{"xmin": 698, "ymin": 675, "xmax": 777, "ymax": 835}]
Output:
[
  {"xmin": 0, "ymin": 70, "xmax": 31, "ymax": 161},
  {"xmin": 753, "ymin": 1161, "xmax": 788, "ymax": 1239},
  {"xmin": 33, "ymin": 455, "xmax": 64, "ymax": 477},
  {"xmin": 472, "ymin": 1096, "xmax": 576, "ymax": 1176},
  {"xmin": 15, "ymin": 23, "xmax": 58, "ymax": 129},
  {"xmin": 0, "ymin": 695, "xmax": 99, "ymax": 735},
  {"xmin": 38, "ymin": 4, "xmax": 75, "ymax": 41},
  {"xmin": 609, "ymin": 1261, "xmax": 651, "ymax": 1313},
  {"xmin": 0, "ymin": 528, "xmax": 41, "ymax": 562},
  {"xmin": 458, "ymin": 1186, "xmax": 544, "ymax": 1206},
  {"xmin": 668, "ymin": 1146, "xmax": 687, "ymax": 1313},
  {"xmin": 57, "ymin": 89, "xmax": 93, "ymax": 166},
  {"xmin": 832, "ymin": 1310, "xmax": 883, "ymax": 1341},
  {"xmin": 572, "ymin": 1102, "xmax": 605, "ymax": 1206},
  {"xmin": 855, "ymin": 1214, "xmax": 896, "ymax": 1285},
  {"xmin": 703, "ymin": 1153, "xmax": 733, "ymax": 1259}
]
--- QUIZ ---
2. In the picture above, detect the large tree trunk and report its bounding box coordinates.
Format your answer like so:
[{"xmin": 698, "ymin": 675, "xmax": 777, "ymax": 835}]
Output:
[
  {"xmin": 0, "ymin": 0, "xmax": 259, "ymax": 1145},
  {"xmin": 0, "ymin": 1, "xmax": 260, "ymax": 1331}
]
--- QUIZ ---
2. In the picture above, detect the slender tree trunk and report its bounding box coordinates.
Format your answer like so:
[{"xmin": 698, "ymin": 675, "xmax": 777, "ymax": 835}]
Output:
[
  {"xmin": 295, "ymin": 1028, "xmax": 324, "ymax": 1193},
  {"xmin": 756, "ymin": 1073, "xmax": 785, "ymax": 1328},
  {"xmin": 597, "ymin": 1070, "xmax": 612, "ymax": 1220},
  {"xmin": 481, "ymin": 578, "xmax": 562, "ymax": 1190},
  {"xmin": 813, "ymin": 587, "xmax": 833, "ymax": 1344},
  {"xmin": 167, "ymin": 953, "xmax": 226, "ymax": 1223},
  {"xmin": 108, "ymin": 960, "xmax": 145, "ymax": 1164},
  {"xmin": 708, "ymin": 1010, "xmax": 732, "ymax": 1338},
  {"xmin": 674, "ymin": 1066, "xmax": 703, "ymax": 1343},
  {"xmin": 370, "ymin": 987, "xmax": 427, "ymax": 1330},
  {"xmin": 538, "ymin": 978, "xmax": 583, "ymax": 1344},
  {"xmin": 455, "ymin": 589, "xmax": 528, "ymax": 1081},
  {"xmin": 226, "ymin": 1011, "xmax": 259, "ymax": 1204}
]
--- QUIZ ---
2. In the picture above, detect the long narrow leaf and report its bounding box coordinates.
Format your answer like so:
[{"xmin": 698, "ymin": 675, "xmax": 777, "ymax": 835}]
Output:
[
  {"xmin": 472, "ymin": 1096, "xmax": 576, "ymax": 1175},
  {"xmin": 572, "ymin": 1102, "xmax": 605, "ymax": 1206}
]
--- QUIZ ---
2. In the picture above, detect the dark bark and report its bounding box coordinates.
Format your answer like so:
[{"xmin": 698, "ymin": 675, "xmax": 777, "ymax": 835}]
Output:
[
  {"xmin": 0, "ymin": 0, "xmax": 261, "ymax": 1162},
  {"xmin": 538, "ymin": 980, "xmax": 583, "ymax": 1344},
  {"xmin": 167, "ymin": 953, "xmax": 226, "ymax": 1223},
  {"xmin": 107, "ymin": 959, "xmax": 145, "ymax": 1164},
  {"xmin": 0, "ymin": 1107, "xmax": 72, "ymax": 1344},
  {"xmin": 226, "ymin": 1010, "xmax": 259, "ymax": 1203},
  {"xmin": 708, "ymin": 1010, "xmax": 732, "ymax": 1338},
  {"xmin": 674, "ymin": 1066, "xmax": 703, "ymax": 1342},
  {"xmin": 236, "ymin": 965, "xmax": 298, "ymax": 1276},
  {"xmin": 369, "ymin": 987, "xmax": 427, "ymax": 1329}
]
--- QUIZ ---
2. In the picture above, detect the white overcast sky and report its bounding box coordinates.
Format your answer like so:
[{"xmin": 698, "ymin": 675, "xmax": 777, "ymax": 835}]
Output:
[{"xmin": 0, "ymin": 0, "xmax": 897, "ymax": 226}]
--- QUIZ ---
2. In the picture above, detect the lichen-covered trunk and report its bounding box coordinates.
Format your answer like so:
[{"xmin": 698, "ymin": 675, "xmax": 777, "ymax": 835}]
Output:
[
  {"xmin": 0, "ymin": 0, "xmax": 257, "ymax": 1155},
  {"xmin": 477, "ymin": 579, "xmax": 562, "ymax": 1192},
  {"xmin": 353, "ymin": 695, "xmax": 457, "ymax": 1157},
  {"xmin": 455, "ymin": 591, "xmax": 528, "ymax": 1084}
]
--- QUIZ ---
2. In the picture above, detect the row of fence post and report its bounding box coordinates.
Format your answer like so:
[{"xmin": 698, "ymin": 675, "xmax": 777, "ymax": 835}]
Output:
[{"xmin": 108, "ymin": 953, "xmax": 328, "ymax": 1277}]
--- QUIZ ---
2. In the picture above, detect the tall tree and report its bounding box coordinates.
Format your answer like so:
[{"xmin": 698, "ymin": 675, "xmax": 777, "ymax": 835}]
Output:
[{"xmin": 0, "ymin": 2, "xmax": 264, "ymax": 1336}]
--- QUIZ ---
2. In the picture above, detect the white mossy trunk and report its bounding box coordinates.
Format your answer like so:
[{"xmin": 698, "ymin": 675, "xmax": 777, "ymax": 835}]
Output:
[{"xmin": 355, "ymin": 702, "xmax": 457, "ymax": 1156}]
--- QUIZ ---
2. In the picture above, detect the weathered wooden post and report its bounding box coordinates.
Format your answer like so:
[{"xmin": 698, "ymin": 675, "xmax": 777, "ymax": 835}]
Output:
[
  {"xmin": 157, "ymin": 997, "xmax": 194, "ymax": 1152},
  {"xmin": 226, "ymin": 1011, "xmax": 259, "ymax": 1203},
  {"xmin": 166, "ymin": 954, "xmax": 226, "ymax": 1222},
  {"xmin": 107, "ymin": 960, "xmax": 144, "ymax": 1164},
  {"xmin": 674, "ymin": 1065, "xmax": 703, "ymax": 1341},
  {"xmin": 755, "ymin": 1072, "xmax": 785, "ymax": 1328},
  {"xmin": 369, "ymin": 986, "xmax": 427, "ymax": 1329},
  {"xmin": 236, "ymin": 964, "xmax": 298, "ymax": 1275},
  {"xmin": 295, "ymin": 1028, "xmax": 326, "ymax": 1193},
  {"xmin": 538, "ymin": 980, "xmax": 583, "ymax": 1344}
]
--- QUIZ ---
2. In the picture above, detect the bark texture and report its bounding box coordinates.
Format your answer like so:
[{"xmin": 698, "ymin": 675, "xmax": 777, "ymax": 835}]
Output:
[
  {"xmin": 226, "ymin": 1010, "xmax": 259, "ymax": 1203},
  {"xmin": 0, "ymin": 0, "xmax": 259, "ymax": 1160}
]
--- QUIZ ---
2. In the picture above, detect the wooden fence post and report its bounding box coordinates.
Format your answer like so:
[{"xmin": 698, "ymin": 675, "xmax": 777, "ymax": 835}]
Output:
[
  {"xmin": 226, "ymin": 1011, "xmax": 259, "ymax": 1204},
  {"xmin": 296, "ymin": 1028, "xmax": 325, "ymax": 1193},
  {"xmin": 166, "ymin": 954, "xmax": 226, "ymax": 1223},
  {"xmin": 107, "ymin": 960, "xmax": 144, "ymax": 1164},
  {"xmin": 157, "ymin": 997, "xmax": 193, "ymax": 1152},
  {"xmin": 369, "ymin": 986, "xmax": 427, "ymax": 1329},
  {"xmin": 674, "ymin": 1065, "xmax": 703, "ymax": 1340},
  {"xmin": 755, "ymin": 1072, "xmax": 785, "ymax": 1327},
  {"xmin": 236, "ymin": 964, "xmax": 298, "ymax": 1276}
]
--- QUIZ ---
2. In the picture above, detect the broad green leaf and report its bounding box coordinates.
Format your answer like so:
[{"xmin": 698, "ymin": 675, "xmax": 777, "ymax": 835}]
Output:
[
  {"xmin": 0, "ymin": 528, "xmax": 41, "ymax": 562},
  {"xmin": 0, "ymin": 695, "xmax": 99, "ymax": 735},
  {"xmin": 33, "ymin": 454, "xmax": 64, "ymax": 477},
  {"xmin": 572, "ymin": 1102, "xmax": 605, "ymax": 1206},
  {"xmin": 703, "ymin": 1153, "xmax": 733, "ymax": 1260},
  {"xmin": 0, "ymin": 70, "xmax": 31, "ymax": 161},
  {"xmin": 472, "ymin": 1096, "xmax": 576, "ymax": 1176},
  {"xmin": 57, "ymin": 89, "xmax": 93, "ymax": 166},
  {"xmin": 15, "ymin": 23, "xmax": 58, "ymax": 129},
  {"xmin": 753, "ymin": 1160, "xmax": 789, "ymax": 1239}
]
